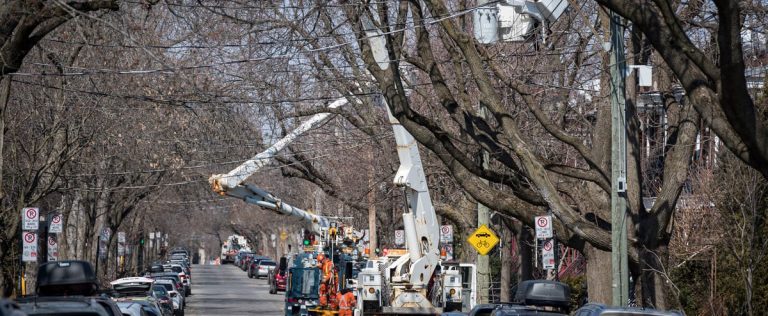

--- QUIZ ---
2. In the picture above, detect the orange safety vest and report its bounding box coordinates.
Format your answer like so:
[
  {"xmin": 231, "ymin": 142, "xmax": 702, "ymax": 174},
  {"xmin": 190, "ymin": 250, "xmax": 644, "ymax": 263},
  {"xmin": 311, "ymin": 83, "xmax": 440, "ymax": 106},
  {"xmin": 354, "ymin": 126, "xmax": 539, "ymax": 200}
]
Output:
[
  {"xmin": 321, "ymin": 260, "xmax": 334, "ymax": 282},
  {"xmin": 339, "ymin": 292, "xmax": 355, "ymax": 310}
]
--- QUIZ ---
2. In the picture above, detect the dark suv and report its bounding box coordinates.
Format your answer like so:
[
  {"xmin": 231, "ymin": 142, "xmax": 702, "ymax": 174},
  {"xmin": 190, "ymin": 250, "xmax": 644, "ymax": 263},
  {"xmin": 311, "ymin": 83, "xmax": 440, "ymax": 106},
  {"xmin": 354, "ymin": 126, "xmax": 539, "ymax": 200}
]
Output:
[{"xmin": 15, "ymin": 260, "xmax": 122, "ymax": 316}]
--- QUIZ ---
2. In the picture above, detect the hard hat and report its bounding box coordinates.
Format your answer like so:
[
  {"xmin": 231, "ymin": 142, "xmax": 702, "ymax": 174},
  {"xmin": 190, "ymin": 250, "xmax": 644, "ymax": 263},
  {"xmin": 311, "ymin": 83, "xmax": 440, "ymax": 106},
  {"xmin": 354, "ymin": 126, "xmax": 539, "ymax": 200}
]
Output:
[{"xmin": 317, "ymin": 253, "xmax": 325, "ymax": 261}]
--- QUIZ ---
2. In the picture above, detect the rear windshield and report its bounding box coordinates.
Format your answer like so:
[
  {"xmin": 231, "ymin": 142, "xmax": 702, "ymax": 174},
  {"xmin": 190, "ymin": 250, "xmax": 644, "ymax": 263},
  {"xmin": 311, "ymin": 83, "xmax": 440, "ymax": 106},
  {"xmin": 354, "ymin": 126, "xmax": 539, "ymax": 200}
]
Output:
[
  {"xmin": 113, "ymin": 283, "xmax": 151, "ymax": 293},
  {"xmin": 158, "ymin": 284, "xmax": 174, "ymax": 291}
]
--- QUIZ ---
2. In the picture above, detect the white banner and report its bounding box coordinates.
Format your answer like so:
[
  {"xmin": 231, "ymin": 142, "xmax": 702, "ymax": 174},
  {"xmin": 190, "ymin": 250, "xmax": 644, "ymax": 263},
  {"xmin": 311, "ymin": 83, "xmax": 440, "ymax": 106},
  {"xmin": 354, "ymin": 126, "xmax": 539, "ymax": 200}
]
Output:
[
  {"xmin": 22, "ymin": 232, "xmax": 38, "ymax": 262},
  {"xmin": 49, "ymin": 213, "xmax": 63, "ymax": 233},
  {"xmin": 22, "ymin": 207, "xmax": 39, "ymax": 230}
]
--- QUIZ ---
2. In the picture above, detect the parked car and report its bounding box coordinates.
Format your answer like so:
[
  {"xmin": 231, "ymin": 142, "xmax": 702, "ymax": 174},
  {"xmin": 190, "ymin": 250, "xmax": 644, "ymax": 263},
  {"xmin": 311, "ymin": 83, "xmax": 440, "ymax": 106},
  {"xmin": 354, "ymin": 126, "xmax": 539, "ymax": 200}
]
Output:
[
  {"xmin": 17, "ymin": 297, "xmax": 111, "ymax": 316},
  {"xmin": 152, "ymin": 285, "xmax": 175, "ymax": 316},
  {"xmin": 154, "ymin": 279, "xmax": 185, "ymax": 314},
  {"xmin": 163, "ymin": 264, "xmax": 191, "ymax": 296},
  {"xmin": 113, "ymin": 298, "xmax": 166, "ymax": 316},
  {"xmin": 238, "ymin": 252, "xmax": 253, "ymax": 271},
  {"xmin": 573, "ymin": 304, "xmax": 684, "ymax": 316},
  {"xmin": 16, "ymin": 260, "xmax": 121, "ymax": 316},
  {"xmin": 254, "ymin": 260, "xmax": 276, "ymax": 279},
  {"xmin": 111, "ymin": 277, "xmax": 155, "ymax": 297},
  {"xmin": 268, "ymin": 258, "xmax": 288, "ymax": 294},
  {"xmin": 151, "ymin": 273, "xmax": 187, "ymax": 298},
  {"xmin": 247, "ymin": 258, "xmax": 263, "ymax": 278},
  {"xmin": 115, "ymin": 302, "xmax": 148, "ymax": 316}
]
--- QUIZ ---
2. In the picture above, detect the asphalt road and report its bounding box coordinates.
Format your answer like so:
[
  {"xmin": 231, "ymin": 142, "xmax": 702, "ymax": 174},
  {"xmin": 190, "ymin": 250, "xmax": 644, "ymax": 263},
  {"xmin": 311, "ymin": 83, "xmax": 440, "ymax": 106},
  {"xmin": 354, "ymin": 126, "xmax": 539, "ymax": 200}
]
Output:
[{"xmin": 185, "ymin": 264, "xmax": 284, "ymax": 316}]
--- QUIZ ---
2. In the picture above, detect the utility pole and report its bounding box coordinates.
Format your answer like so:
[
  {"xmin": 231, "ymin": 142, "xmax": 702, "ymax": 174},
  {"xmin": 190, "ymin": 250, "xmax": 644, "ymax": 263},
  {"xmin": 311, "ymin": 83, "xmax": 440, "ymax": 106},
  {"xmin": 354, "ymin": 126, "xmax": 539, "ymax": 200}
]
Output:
[
  {"xmin": 368, "ymin": 145, "xmax": 377, "ymax": 258},
  {"xmin": 476, "ymin": 105, "xmax": 491, "ymax": 304},
  {"xmin": 609, "ymin": 11, "xmax": 630, "ymax": 307}
]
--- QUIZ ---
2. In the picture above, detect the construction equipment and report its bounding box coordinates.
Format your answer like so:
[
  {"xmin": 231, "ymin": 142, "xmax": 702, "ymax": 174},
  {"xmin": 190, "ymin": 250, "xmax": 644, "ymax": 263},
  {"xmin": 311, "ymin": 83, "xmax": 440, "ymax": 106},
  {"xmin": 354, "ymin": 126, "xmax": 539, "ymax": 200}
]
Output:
[
  {"xmin": 220, "ymin": 235, "xmax": 250, "ymax": 264},
  {"xmin": 209, "ymin": 90, "xmax": 474, "ymax": 314},
  {"xmin": 352, "ymin": 104, "xmax": 476, "ymax": 315}
]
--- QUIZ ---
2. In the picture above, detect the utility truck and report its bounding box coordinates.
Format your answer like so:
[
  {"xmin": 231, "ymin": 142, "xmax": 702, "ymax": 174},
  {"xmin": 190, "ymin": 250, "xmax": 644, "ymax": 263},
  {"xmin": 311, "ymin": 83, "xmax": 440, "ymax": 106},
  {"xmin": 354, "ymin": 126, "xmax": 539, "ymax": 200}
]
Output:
[
  {"xmin": 209, "ymin": 95, "xmax": 476, "ymax": 314},
  {"xmin": 220, "ymin": 234, "xmax": 250, "ymax": 264}
]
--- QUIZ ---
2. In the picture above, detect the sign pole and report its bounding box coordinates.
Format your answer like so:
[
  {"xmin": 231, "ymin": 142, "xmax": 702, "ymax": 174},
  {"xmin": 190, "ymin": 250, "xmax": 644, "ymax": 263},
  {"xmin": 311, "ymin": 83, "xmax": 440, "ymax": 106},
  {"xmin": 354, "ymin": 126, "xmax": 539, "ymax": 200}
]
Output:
[{"xmin": 18, "ymin": 224, "xmax": 23, "ymax": 297}]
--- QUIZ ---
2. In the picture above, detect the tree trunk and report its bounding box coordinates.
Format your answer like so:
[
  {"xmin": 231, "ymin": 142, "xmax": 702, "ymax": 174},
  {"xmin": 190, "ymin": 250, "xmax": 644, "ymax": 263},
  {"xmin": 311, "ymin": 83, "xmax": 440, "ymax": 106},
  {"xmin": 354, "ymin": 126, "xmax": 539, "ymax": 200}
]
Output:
[
  {"xmin": 639, "ymin": 244, "xmax": 674, "ymax": 309},
  {"xmin": 518, "ymin": 225, "xmax": 533, "ymax": 282},
  {"xmin": 585, "ymin": 244, "xmax": 613, "ymax": 304}
]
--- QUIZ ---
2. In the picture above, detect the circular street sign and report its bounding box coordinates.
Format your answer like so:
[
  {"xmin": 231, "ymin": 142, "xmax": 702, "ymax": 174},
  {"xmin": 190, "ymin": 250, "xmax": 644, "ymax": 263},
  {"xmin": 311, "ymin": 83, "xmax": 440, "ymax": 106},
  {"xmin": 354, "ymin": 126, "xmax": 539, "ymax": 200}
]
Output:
[
  {"xmin": 395, "ymin": 230, "xmax": 403, "ymax": 237},
  {"xmin": 543, "ymin": 240, "xmax": 553, "ymax": 251},
  {"xmin": 537, "ymin": 217, "xmax": 548, "ymax": 227},
  {"xmin": 24, "ymin": 232, "xmax": 36, "ymax": 243},
  {"xmin": 52, "ymin": 214, "xmax": 61, "ymax": 224},
  {"xmin": 25, "ymin": 208, "xmax": 37, "ymax": 219},
  {"xmin": 441, "ymin": 226, "xmax": 450, "ymax": 234}
]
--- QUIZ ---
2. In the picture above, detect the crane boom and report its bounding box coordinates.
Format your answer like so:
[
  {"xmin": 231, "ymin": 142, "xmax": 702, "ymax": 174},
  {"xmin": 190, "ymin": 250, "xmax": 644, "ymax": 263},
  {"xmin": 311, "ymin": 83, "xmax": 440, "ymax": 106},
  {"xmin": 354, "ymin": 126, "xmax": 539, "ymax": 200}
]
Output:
[
  {"xmin": 208, "ymin": 97, "xmax": 348, "ymax": 234},
  {"xmin": 386, "ymin": 106, "xmax": 439, "ymax": 286},
  {"xmin": 209, "ymin": 97, "xmax": 348, "ymax": 193}
]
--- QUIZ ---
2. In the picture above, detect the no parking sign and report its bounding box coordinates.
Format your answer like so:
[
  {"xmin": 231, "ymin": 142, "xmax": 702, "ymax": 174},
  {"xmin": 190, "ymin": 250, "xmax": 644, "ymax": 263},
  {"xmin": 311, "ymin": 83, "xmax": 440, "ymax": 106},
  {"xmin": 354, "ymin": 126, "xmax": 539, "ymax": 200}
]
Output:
[
  {"xmin": 439, "ymin": 225, "xmax": 453, "ymax": 243},
  {"xmin": 22, "ymin": 232, "xmax": 37, "ymax": 262},
  {"xmin": 535, "ymin": 215, "xmax": 553, "ymax": 239},
  {"xmin": 21, "ymin": 207, "xmax": 39, "ymax": 230},
  {"xmin": 50, "ymin": 213, "xmax": 63, "ymax": 233}
]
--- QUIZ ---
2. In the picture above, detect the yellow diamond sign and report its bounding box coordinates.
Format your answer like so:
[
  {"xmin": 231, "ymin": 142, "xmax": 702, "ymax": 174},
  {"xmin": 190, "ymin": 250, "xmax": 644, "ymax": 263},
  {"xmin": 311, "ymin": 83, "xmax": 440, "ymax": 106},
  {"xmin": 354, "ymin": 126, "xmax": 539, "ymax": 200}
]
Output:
[{"xmin": 468, "ymin": 224, "xmax": 499, "ymax": 255}]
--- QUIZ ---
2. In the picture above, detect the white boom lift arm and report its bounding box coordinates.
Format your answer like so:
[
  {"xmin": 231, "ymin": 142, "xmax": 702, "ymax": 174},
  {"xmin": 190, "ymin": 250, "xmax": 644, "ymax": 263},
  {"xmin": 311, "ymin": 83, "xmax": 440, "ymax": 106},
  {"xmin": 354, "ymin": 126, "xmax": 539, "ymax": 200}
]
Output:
[
  {"xmin": 385, "ymin": 104, "xmax": 440, "ymax": 298},
  {"xmin": 208, "ymin": 97, "xmax": 348, "ymax": 234}
]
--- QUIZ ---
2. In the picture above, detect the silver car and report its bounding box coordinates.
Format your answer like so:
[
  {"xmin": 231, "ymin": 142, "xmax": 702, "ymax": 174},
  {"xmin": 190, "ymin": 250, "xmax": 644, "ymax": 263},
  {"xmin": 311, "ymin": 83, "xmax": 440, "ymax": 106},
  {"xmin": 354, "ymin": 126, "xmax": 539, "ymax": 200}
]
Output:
[
  {"xmin": 154, "ymin": 279, "xmax": 185, "ymax": 314},
  {"xmin": 255, "ymin": 260, "xmax": 277, "ymax": 278}
]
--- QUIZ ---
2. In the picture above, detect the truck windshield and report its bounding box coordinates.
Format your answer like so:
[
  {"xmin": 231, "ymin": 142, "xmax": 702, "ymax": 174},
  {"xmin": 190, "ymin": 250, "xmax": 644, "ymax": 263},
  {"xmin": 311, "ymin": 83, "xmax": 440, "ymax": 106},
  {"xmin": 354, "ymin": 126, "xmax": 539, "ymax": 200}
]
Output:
[
  {"xmin": 300, "ymin": 269, "xmax": 318, "ymax": 296},
  {"xmin": 289, "ymin": 268, "xmax": 319, "ymax": 298}
]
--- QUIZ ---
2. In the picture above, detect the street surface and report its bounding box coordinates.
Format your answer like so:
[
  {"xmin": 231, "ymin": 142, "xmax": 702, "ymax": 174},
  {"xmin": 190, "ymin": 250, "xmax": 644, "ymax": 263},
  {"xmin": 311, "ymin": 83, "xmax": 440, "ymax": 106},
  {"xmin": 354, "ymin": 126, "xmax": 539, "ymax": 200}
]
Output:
[{"xmin": 186, "ymin": 264, "xmax": 284, "ymax": 316}]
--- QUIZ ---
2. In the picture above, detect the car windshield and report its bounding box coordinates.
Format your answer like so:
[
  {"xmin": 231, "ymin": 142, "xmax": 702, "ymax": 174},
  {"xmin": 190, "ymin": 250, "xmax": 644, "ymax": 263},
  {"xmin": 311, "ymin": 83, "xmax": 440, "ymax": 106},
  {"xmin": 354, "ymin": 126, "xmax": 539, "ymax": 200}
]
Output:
[{"xmin": 152, "ymin": 286, "xmax": 167, "ymax": 296}]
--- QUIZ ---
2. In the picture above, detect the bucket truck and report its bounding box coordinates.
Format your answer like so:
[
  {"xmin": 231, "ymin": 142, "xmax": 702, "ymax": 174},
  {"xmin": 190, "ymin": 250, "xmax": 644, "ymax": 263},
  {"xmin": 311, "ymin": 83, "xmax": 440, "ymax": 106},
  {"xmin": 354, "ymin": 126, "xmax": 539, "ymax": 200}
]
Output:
[
  {"xmin": 209, "ymin": 97, "xmax": 364, "ymax": 316},
  {"xmin": 354, "ymin": 104, "xmax": 475, "ymax": 315},
  {"xmin": 208, "ymin": 93, "xmax": 474, "ymax": 314}
]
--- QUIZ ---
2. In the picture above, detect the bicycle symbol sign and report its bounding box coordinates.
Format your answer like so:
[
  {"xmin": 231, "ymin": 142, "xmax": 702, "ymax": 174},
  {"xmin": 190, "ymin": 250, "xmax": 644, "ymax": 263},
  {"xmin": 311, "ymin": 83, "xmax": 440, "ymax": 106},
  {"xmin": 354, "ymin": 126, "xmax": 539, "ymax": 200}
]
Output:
[{"xmin": 467, "ymin": 224, "xmax": 499, "ymax": 255}]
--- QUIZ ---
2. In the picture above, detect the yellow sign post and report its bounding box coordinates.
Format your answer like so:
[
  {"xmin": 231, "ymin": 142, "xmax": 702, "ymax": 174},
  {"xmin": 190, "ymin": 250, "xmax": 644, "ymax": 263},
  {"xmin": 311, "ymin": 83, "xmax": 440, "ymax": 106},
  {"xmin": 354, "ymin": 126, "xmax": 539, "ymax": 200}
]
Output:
[{"xmin": 467, "ymin": 224, "xmax": 499, "ymax": 255}]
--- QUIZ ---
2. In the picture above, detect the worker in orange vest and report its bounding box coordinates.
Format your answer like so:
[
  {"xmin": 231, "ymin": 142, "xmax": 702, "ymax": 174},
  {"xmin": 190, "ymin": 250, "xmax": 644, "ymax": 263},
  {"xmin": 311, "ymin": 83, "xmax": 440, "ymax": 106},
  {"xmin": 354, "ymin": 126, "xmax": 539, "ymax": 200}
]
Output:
[
  {"xmin": 317, "ymin": 253, "xmax": 334, "ymax": 308},
  {"xmin": 337, "ymin": 288, "xmax": 356, "ymax": 316}
]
